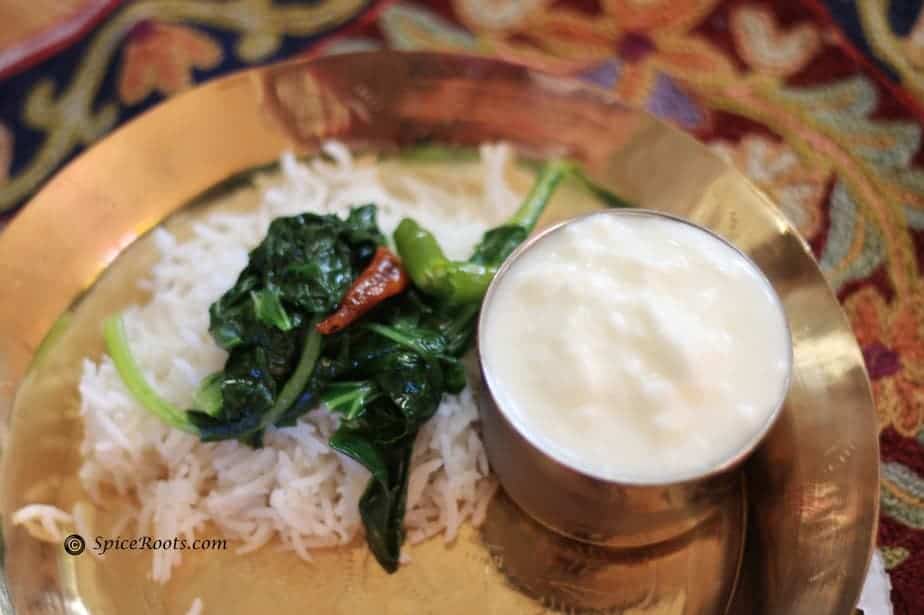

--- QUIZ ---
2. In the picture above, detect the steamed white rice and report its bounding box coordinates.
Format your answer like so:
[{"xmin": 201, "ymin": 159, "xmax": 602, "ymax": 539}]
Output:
[{"xmin": 15, "ymin": 142, "xmax": 518, "ymax": 584}]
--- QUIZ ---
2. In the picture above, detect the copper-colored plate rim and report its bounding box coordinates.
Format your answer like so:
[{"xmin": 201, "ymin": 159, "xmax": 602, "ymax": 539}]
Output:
[{"xmin": 0, "ymin": 51, "xmax": 880, "ymax": 614}]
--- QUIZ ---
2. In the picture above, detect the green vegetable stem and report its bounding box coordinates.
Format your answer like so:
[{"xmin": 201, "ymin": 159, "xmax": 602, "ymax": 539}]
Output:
[
  {"xmin": 103, "ymin": 315, "xmax": 199, "ymax": 434},
  {"xmin": 104, "ymin": 313, "xmax": 324, "ymax": 441}
]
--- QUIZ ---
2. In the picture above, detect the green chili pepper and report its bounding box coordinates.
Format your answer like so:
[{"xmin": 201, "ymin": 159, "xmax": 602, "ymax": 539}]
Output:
[{"xmin": 394, "ymin": 160, "xmax": 575, "ymax": 304}]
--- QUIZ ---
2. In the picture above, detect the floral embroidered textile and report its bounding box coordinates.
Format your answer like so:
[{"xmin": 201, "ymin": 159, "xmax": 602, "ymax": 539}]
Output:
[{"xmin": 3, "ymin": 1, "xmax": 924, "ymax": 611}]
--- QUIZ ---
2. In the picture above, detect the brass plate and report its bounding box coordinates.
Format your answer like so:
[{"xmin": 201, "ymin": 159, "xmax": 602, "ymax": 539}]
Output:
[{"xmin": 0, "ymin": 52, "xmax": 878, "ymax": 614}]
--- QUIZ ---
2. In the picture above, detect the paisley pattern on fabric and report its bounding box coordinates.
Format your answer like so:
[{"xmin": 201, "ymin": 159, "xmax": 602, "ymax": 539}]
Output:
[
  {"xmin": 853, "ymin": 1, "xmax": 924, "ymax": 101},
  {"xmin": 4, "ymin": 0, "xmax": 924, "ymax": 612},
  {"xmin": 711, "ymin": 135, "xmax": 829, "ymax": 239},
  {"xmin": 0, "ymin": 0, "xmax": 374, "ymax": 212},
  {"xmin": 730, "ymin": 5, "xmax": 821, "ymax": 78},
  {"xmin": 847, "ymin": 286, "xmax": 924, "ymax": 436},
  {"xmin": 0, "ymin": 123, "xmax": 12, "ymax": 185},
  {"xmin": 118, "ymin": 21, "xmax": 223, "ymax": 104}
]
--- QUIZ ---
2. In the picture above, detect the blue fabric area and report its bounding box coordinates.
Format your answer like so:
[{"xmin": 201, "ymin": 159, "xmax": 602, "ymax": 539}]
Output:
[
  {"xmin": 820, "ymin": 0, "xmax": 924, "ymax": 83},
  {"xmin": 888, "ymin": 0, "xmax": 921, "ymax": 36}
]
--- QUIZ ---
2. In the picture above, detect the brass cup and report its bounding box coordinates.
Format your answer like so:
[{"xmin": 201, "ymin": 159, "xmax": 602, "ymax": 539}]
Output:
[{"xmin": 476, "ymin": 209, "xmax": 793, "ymax": 548}]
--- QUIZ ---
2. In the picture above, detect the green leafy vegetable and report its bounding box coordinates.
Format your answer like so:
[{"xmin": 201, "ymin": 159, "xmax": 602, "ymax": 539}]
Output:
[
  {"xmin": 105, "ymin": 157, "xmax": 600, "ymax": 574},
  {"xmin": 251, "ymin": 288, "xmax": 295, "ymax": 331},
  {"xmin": 198, "ymin": 207, "xmax": 384, "ymax": 441},
  {"xmin": 310, "ymin": 292, "xmax": 479, "ymax": 570},
  {"xmin": 209, "ymin": 206, "xmax": 383, "ymax": 350},
  {"xmin": 192, "ymin": 373, "xmax": 224, "ymax": 418},
  {"xmin": 321, "ymin": 381, "xmax": 380, "ymax": 419},
  {"xmin": 358, "ymin": 443, "xmax": 412, "ymax": 572}
]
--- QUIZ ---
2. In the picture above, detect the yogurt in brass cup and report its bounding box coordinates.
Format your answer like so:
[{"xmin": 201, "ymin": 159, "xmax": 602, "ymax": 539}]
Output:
[{"xmin": 476, "ymin": 209, "xmax": 793, "ymax": 548}]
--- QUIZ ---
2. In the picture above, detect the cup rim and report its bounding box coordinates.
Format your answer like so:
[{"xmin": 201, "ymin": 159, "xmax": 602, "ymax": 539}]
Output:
[{"xmin": 477, "ymin": 208, "xmax": 795, "ymax": 488}]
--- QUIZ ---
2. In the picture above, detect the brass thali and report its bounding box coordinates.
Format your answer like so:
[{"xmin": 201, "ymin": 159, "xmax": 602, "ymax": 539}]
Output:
[{"xmin": 0, "ymin": 52, "xmax": 878, "ymax": 614}]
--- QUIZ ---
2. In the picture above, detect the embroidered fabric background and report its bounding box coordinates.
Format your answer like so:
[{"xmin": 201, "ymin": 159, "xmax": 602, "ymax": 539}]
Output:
[{"xmin": 2, "ymin": 1, "xmax": 924, "ymax": 612}]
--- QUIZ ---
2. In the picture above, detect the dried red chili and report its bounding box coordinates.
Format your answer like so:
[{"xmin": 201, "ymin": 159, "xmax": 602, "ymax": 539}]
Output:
[{"xmin": 316, "ymin": 246, "xmax": 409, "ymax": 335}]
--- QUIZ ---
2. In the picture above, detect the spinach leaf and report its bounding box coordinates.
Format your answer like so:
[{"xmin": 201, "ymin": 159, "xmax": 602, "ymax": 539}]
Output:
[
  {"xmin": 198, "ymin": 207, "xmax": 384, "ymax": 439},
  {"xmin": 331, "ymin": 424, "xmax": 415, "ymax": 572},
  {"xmin": 321, "ymin": 381, "xmax": 380, "ymax": 419},
  {"xmin": 251, "ymin": 287, "xmax": 295, "ymax": 331},
  {"xmin": 373, "ymin": 351, "xmax": 444, "ymax": 425},
  {"xmin": 357, "ymin": 440, "xmax": 413, "ymax": 573},
  {"xmin": 468, "ymin": 225, "xmax": 528, "ymax": 267},
  {"xmin": 365, "ymin": 322, "xmax": 451, "ymax": 360},
  {"xmin": 210, "ymin": 207, "xmax": 383, "ymax": 347},
  {"xmin": 320, "ymin": 290, "xmax": 480, "ymax": 570},
  {"xmin": 329, "ymin": 428, "xmax": 389, "ymax": 488},
  {"xmin": 219, "ymin": 346, "xmax": 277, "ymax": 423},
  {"xmin": 192, "ymin": 373, "xmax": 224, "ymax": 417}
]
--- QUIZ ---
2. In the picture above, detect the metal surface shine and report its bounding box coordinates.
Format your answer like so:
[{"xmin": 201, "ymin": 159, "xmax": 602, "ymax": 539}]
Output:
[
  {"xmin": 476, "ymin": 209, "xmax": 792, "ymax": 550},
  {"xmin": 0, "ymin": 52, "xmax": 878, "ymax": 614}
]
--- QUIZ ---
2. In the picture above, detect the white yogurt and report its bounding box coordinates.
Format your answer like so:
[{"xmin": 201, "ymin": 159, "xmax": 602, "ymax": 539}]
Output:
[{"xmin": 480, "ymin": 212, "xmax": 791, "ymax": 483}]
